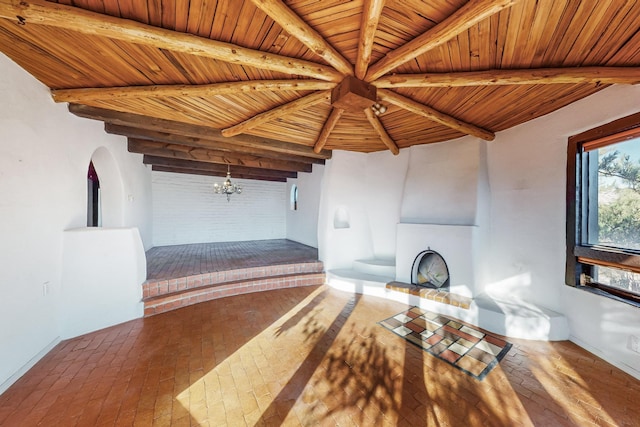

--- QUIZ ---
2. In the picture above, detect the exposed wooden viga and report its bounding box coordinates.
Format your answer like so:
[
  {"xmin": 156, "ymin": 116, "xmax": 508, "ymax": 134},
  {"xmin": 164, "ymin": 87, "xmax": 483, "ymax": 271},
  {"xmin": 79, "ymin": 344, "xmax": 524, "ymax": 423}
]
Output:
[
  {"xmin": 52, "ymin": 80, "xmax": 337, "ymax": 103},
  {"xmin": 105, "ymin": 124, "xmax": 326, "ymax": 165},
  {"xmin": 144, "ymin": 156, "xmax": 297, "ymax": 182},
  {"xmin": 127, "ymin": 139, "xmax": 313, "ymax": 173},
  {"xmin": 68, "ymin": 104, "xmax": 331, "ymax": 160},
  {"xmin": 1, "ymin": 0, "xmax": 640, "ymax": 169}
]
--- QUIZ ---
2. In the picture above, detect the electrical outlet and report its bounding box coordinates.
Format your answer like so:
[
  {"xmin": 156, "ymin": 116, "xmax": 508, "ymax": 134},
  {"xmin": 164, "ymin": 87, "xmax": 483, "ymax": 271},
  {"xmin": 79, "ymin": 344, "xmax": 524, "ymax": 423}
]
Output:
[
  {"xmin": 42, "ymin": 282, "xmax": 49, "ymax": 296},
  {"xmin": 628, "ymin": 335, "xmax": 640, "ymax": 354}
]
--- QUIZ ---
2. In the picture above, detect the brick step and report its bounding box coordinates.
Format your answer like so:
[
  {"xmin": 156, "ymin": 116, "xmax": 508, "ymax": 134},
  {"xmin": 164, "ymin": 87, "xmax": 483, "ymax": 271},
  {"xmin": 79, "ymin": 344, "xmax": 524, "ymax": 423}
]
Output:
[
  {"xmin": 142, "ymin": 261, "xmax": 325, "ymax": 317},
  {"xmin": 144, "ymin": 272, "xmax": 325, "ymax": 316},
  {"xmin": 142, "ymin": 261, "xmax": 324, "ymax": 299}
]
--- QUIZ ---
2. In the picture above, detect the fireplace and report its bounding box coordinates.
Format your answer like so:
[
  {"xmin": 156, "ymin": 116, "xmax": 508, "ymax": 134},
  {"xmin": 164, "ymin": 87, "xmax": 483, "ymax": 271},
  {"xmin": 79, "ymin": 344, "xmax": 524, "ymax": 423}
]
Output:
[{"xmin": 411, "ymin": 249, "xmax": 450, "ymax": 290}]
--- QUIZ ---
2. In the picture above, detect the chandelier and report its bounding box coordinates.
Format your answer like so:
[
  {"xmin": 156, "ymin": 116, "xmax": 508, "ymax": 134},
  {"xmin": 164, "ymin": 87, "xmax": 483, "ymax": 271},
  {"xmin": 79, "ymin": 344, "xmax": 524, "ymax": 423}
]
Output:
[{"xmin": 213, "ymin": 165, "xmax": 242, "ymax": 201}]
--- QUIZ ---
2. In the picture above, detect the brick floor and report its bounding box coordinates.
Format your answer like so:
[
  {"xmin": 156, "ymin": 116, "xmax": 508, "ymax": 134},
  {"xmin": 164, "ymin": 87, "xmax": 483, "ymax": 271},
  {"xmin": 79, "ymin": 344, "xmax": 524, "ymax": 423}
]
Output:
[
  {"xmin": 145, "ymin": 240, "xmax": 319, "ymax": 281},
  {"xmin": 1, "ymin": 285, "xmax": 639, "ymax": 426}
]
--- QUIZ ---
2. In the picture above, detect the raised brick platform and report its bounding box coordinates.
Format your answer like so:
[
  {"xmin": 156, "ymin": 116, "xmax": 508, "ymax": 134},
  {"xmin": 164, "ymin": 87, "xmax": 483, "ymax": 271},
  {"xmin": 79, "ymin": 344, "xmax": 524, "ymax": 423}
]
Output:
[
  {"xmin": 143, "ymin": 262, "xmax": 325, "ymax": 316},
  {"xmin": 385, "ymin": 281, "xmax": 472, "ymax": 309},
  {"xmin": 143, "ymin": 240, "xmax": 325, "ymax": 316}
]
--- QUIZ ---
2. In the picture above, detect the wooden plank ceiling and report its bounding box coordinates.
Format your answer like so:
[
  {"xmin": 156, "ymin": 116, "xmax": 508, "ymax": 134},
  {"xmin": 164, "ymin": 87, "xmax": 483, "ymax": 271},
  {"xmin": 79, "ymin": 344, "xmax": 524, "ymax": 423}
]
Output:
[{"xmin": 0, "ymin": 0, "xmax": 639, "ymax": 180}]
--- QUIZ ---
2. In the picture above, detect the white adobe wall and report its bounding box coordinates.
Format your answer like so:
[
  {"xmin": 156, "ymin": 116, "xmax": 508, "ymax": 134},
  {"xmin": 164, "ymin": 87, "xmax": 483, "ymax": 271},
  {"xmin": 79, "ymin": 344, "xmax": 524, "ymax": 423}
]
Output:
[
  {"xmin": 318, "ymin": 139, "xmax": 486, "ymax": 271},
  {"xmin": 317, "ymin": 151, "xmax": 374, "ymax": 269},
  {"xmin": 152, "ymin": 171, "xmax": 286, "ymax": 245},
  {"xmin": 400, "ymin": 138, "xmax": 484, "ymax": 225},
  {"xmin": 487, "ymin": 85, "xmax": 640, "ymax": 378},
  {"xmin": 286, "ymin": 164, "xmax": 324, "ymax": 248},
  {"xmin": 363, "ymin": 150, "xmax": 410, "ymax": 259},
  {"xmin": 60, "ymin": 228, "xmax": 146, "ymax": 339},
  {"xmin": 0, "ymin": 53, "xmax": 152, "ymax": 392}
]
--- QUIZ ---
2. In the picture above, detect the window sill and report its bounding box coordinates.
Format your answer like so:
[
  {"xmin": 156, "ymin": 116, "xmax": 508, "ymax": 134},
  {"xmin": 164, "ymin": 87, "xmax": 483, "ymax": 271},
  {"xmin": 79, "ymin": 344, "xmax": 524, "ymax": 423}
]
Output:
[{"xmin": 575, "ymin": 283, "xmax": 640, "ymax": 309}]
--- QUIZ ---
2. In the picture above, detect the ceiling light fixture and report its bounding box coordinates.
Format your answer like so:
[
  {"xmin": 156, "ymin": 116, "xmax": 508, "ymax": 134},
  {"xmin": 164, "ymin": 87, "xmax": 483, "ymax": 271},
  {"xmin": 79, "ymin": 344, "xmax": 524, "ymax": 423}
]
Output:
[
  {"xmin": 371, "ymin": 102, "xmax": 387, "ymax": 116},
  {"xmin": 213, "ymin": 165, "xmax": 243, "ymax": 202}
]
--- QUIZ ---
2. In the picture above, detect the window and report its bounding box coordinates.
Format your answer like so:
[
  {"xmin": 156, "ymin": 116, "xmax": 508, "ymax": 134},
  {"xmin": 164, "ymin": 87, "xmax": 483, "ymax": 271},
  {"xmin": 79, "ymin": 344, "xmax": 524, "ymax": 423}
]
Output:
[
  {"xmin": 87, "ymin": 161, "xmax": 101, "ymax": 227},
  {"xmin": 567, "ymin": 112, "xmax": 640, "ymax": 305},
  {"xmin": 290, "ymin": 184, "xmax": 298, "ymax": 211}
]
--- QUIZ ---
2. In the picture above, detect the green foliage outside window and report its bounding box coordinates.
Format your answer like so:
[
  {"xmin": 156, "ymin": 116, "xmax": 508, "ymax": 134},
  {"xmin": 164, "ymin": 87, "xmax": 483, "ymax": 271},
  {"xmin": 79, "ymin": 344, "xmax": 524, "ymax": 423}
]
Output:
[
  {"xmin": 596, "ymin": 148, "xmax": 640, "ymax": 294},
  {"xmin": 598, "ymin": 150, "xmax": 640, "ymax": 249}
]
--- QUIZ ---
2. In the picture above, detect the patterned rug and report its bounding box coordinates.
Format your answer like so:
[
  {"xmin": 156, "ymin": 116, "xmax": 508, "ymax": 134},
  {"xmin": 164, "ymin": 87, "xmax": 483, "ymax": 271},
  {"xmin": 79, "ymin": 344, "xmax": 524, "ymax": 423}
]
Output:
[{"xmin": 379, "ymin": 307, "xmax": 512, "ymax": 380}]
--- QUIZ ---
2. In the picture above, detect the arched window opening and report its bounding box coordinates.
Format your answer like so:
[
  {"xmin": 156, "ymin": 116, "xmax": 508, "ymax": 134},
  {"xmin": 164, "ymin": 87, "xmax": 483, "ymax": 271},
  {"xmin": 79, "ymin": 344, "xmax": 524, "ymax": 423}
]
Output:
[
  {"xmin": 87, "ymin": 161, "xmax": 101, "ymax": 227},
  {"xmin": 290, "ymin": 184, "xmax": 298, "ymax": 211}
]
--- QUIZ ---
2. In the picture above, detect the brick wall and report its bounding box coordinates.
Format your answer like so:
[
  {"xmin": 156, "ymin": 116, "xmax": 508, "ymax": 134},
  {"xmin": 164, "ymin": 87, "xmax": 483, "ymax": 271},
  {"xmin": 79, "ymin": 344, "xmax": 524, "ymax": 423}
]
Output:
[{"xmin": 152, "ymin": 171, "xmax": 286, "ymax": 246}]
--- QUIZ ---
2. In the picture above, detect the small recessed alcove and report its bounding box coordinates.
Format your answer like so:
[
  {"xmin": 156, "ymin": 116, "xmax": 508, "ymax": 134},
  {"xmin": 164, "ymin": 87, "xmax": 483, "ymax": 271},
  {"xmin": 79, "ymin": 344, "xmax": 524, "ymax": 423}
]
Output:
[{"xmin": 333, "ymin": 206, "xmax": 350, "ymax": 229}]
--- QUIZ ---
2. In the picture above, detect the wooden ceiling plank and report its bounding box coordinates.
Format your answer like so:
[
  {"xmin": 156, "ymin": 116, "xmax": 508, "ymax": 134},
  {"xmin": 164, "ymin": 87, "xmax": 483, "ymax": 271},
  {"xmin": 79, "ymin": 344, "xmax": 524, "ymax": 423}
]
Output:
[
  {"xmin": 144, "ymin": 155, "xmax": 297, "ymax": 178},
  {"xmin": 152, "ymin": 165, "xmax": 289, "ymax": 182},
  {"xmin": 0, "ymin": 0, "xmax": 343, "ymax": 82},
  {"xmin": 378, "ymin": 89, "xmax": 494, "ymax": 141},
  {"xmin": 106, "ymin": 123, "xmax": 325, "ymax": 164},
  {"xmin": 513, "ymin": 0, "xmax": 554, "ymax": 68},
  {"xmin": 594, "ymin": 3, "xmax": 640, "ymax": 65},
  {"xmin": 365, "ymin": 0, "xmax": 521, "ymax": 81},
  {"xmin": 221, "ymin": 90, "xmax": 331, "ymax": 137},
  {"xmin": 128, "ymin": 138, "xmax": 313, "ymax": 172},
  {"xmin": 227, "ymin": 1, "xmax": 256, "ymax": 46},
  {"xmin": 374, "ymin": 67, "xmax": 640, "ymax": 88},
  {"xmin": 355, "ymin": 0, "xmax": 386, "ymax": 80},
  {"xmin": 313, "ymin": 107, "xmax": 344, "ymax": 153},
  {"xmin": 364, "ymin": 107, "xmax": 399, "ymax": 155},
  {"xmin": 52, "ymin": 79, "xmax": 336, "ymax": 103},
  {"xmin": 68, "ymin": 104, "xmax": 332, "ymax": 159},
  {"xmin": 248, "ymin": 0, "xmax": 353, "ymax": 76},
  {"xmin": 498, "ymin": 0, "xmax": 526, "ymax": 67},
  {"xmin": 568, "ymin": 2, "xmax": 625, "ymax": 66}
]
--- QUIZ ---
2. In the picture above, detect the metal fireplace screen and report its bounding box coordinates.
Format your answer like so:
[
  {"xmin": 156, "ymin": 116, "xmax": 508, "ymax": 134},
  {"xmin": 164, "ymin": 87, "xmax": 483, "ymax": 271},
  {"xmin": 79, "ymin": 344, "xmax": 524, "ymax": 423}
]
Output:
[{"xmin": 411, "ymin": 249, "xmax": 450, "ymax": 289}]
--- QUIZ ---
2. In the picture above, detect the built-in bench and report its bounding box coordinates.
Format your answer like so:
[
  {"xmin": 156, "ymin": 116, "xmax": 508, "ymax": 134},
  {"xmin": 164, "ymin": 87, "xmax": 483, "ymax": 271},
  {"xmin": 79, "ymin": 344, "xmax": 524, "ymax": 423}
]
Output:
[{"xmin": 327, "ymin": 259, "xmax": 570, "ymax": 341}]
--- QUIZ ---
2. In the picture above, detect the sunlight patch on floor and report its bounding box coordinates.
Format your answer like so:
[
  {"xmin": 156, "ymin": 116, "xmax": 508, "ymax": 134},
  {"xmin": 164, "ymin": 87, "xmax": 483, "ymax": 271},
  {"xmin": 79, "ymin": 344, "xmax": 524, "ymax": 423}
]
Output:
[{"xmin": 174, "ymin": 286, "xmax": 339, "ymax": 424}]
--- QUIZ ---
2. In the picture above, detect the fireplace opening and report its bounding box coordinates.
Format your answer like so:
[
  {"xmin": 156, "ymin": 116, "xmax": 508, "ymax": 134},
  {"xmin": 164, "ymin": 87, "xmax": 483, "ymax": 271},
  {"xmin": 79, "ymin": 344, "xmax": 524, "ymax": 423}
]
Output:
[{"xmin": 411, "ymin": 249, "xmax": 450, "ymax": 290}]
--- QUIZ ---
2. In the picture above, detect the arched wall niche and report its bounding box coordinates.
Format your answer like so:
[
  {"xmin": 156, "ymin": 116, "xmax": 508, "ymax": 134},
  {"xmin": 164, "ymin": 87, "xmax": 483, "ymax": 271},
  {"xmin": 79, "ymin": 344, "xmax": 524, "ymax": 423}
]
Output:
[{"xmin": 89, "ymin": 147, "xmax": 124, "ymax": 227}]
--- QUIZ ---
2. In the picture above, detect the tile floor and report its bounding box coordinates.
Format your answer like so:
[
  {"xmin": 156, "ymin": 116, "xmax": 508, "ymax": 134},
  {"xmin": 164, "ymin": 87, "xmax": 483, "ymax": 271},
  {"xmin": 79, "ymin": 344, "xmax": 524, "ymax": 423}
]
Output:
[
  {"xmin": 1, "ymin": 285, "xmax": 639, "ymax": 426},
  {"xmin": 145, "ymin": 240, "xmax": 319, "ymax": 281},
  {"xmin": 379, "ymin": 308, "xmax": 512, "ymax": 380}
]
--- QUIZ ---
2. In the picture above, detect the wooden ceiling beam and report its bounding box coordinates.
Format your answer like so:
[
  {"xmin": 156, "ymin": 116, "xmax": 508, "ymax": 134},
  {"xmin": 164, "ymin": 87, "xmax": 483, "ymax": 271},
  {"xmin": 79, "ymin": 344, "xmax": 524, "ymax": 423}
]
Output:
[
  {"xmin": 68, "ymin": 104, "xmax": 331, "ymax": 160},
  {"xmin": 374, "ymin": 67, "xmax": 640, "ymax": 88},
  {"xmin": 364, "ymin": 108, "xmax": 399, "ymax": 155},
  {"xmin": 365, "ymin": 0, "xmax": 520, "ymax": 81},
  {"xmin": 313, "ymin": 108, "xmax": 344, "ymax": 154},
  {"xmin": 0, "ymin": 0, "xmax": 342, "ymax": 82},
  {"xmin": 378, "ymin": 89, "xmax": 494, "ymax": 141},
  {"xmin": 355, "ymin": 0, "xmax": 386, "ymax": 80},
  {"xmin": 248, "ymin": 0, "xmax": 353, "ymax": 76},
  {"xmin": 52, "ymin": 80, "xmax": 336, "ymax": 103},
  {"xmin": 128, "ymin": 139, "xmax": 313, "ymax": 172},
  {"xmin": 144, "ymin": 155, "xmax": 297, "ymax": 178},
  {"xmin": 106, "ymin": 124, "xmax": 325, "ymax": 165},
  {"xmin": 221, "ymin": 90, "xmax": 331, "ymax": 137},
  {"xmin": 144, "ymin": 156, "xmax": 296, "ymax": 178},
  {"xmin": 152, "ymin": 165, "xmax": 289, "ymax": 182}
]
